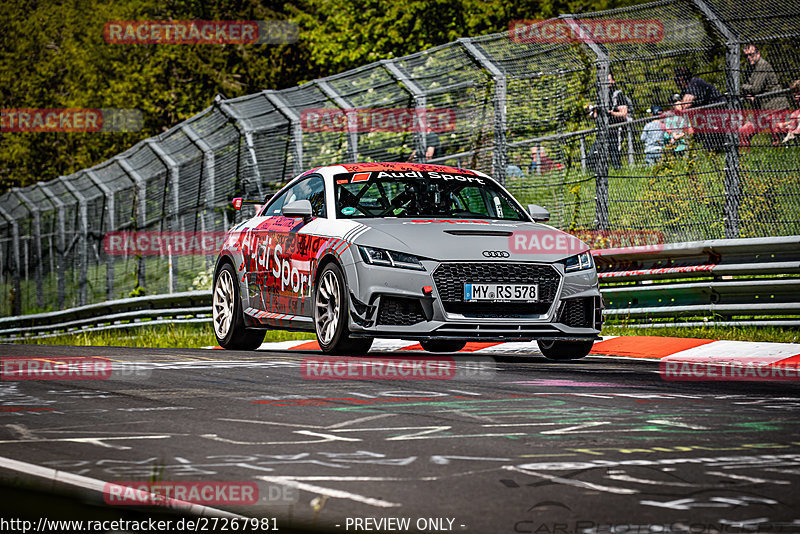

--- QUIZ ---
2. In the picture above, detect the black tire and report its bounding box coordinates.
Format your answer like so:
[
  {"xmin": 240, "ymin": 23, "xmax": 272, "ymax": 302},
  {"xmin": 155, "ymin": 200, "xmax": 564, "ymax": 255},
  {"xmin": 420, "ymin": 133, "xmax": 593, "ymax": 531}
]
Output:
[
  {"xmin": 212, "ymin": 263, "xmax": 266, "ymax": 350},
  {"xmin": 420, "ymin": 340, "xmax": 467, "ymax": 353},
  {"xmin": 313, "ymin": 263, "xmax": 373, "ymax": 355},
  {"xmin": 537, "ymin": 339, "xmax": 594, "ymax": 361}
]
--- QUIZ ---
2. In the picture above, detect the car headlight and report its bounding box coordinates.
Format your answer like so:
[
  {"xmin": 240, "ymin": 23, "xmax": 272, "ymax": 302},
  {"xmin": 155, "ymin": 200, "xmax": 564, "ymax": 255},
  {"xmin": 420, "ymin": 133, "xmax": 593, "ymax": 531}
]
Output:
[
  {"xmin": 564, "ymin": 251, "xmax": 594, "ymax": 272},
  {"xmin": 358, "ymin": 246, "xmax": 425, "ymax": 271}
]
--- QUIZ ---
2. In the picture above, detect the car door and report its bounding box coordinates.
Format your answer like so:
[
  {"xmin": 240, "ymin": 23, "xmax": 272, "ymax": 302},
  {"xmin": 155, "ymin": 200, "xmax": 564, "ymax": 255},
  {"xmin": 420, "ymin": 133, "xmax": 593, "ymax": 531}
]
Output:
[{"xmin": 249, "ymin": 175, "xmax": 327, "ymax": 323}]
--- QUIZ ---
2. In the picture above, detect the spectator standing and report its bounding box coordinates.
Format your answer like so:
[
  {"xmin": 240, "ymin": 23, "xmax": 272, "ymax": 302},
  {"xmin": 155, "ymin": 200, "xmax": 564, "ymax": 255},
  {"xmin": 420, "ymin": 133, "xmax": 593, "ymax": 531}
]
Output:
[
  {"xmin": 587, "ymin": 72, "xmax": 632, "ymax": 173},
  {"xmin": 409, "ymin": 126, "xmax": 441, "ymax": 162},
  {"xmin": 640, "ymin": 105, "xmax": 665, "ymax": 166},
  {"xmin": 674, "ymin": 67, "xmax": 726, "ymax": 152}
]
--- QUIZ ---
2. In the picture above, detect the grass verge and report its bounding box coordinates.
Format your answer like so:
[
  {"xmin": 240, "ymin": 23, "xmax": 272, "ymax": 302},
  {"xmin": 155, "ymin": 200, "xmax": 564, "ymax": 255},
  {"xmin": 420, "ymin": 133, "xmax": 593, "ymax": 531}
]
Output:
[
  {"xmin": 14, "ymin": 322, "xmax": 314, "ymax": 349},
  {"xmin": 602, "ymin": 324, "xmax": 799, "ymax": 344},
  {"xmin": 12, "ymin": 322, "xmax": 798, "ymax": 348}
]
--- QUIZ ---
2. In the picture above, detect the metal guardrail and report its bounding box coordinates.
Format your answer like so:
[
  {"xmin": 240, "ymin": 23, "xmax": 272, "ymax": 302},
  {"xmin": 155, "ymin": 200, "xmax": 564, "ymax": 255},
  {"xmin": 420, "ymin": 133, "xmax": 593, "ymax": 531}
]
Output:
[
  {"xmin": 595, "ymin": 236, "xmax": 800, "ymax": 327},
  {"xmin": 1, "ymin": 236, "xmax": 797, "ymax": 340},
  {"xmin": 0, "ymin": 290, "xmax": 211, "ymax": 342}
]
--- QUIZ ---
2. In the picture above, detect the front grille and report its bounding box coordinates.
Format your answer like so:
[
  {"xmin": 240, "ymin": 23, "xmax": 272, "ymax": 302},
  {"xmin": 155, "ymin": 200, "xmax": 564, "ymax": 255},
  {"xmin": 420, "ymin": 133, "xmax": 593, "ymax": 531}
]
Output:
[
  {"xmin": 378, "ymin": 296, "xmax": 426, "ymax": 326},
  {"xmin": 558, "ymin": 297, "xmax": 594, "ymax": 328},
  {"xmin": 432, "ymin": 262, "xmax": 560, "ymax": 317}
]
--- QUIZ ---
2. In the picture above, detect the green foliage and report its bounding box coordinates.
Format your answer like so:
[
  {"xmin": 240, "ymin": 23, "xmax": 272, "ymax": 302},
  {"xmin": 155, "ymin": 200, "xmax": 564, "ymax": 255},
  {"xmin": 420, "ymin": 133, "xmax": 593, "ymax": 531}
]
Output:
[
  {"xmin": 1, "ymin": 0, "xmax": 648, "ymax": 192},
  {"xmin": 128, "ymin": 284, "xmax": 146, "ymax": 298}
]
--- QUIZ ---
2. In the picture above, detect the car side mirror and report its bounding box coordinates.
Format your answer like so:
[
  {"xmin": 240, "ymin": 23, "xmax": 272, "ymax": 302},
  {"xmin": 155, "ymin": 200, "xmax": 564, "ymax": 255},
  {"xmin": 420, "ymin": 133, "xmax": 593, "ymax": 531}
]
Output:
[
  {"xmin": 527, "ymin": 204, "xmax": 550, "ymax": 222},
  {"xmin": 282, "ymin": 199, "xmax": 313, "ymax": 220}
]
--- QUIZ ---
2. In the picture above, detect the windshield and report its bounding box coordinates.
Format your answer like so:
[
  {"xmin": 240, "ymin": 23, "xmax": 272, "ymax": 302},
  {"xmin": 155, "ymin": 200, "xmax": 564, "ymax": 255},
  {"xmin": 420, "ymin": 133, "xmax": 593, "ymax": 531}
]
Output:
[{"xmin": 334, "ymin": 170, "xmax": 527, "ymax": 221}]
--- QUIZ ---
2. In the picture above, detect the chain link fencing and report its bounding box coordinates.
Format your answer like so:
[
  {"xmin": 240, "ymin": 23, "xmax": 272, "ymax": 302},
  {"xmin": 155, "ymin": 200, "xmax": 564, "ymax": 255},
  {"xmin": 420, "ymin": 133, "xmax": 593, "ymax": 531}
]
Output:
[{"xmin": 1, "ymin": 0, "xmax": 799, "ymax": 316}]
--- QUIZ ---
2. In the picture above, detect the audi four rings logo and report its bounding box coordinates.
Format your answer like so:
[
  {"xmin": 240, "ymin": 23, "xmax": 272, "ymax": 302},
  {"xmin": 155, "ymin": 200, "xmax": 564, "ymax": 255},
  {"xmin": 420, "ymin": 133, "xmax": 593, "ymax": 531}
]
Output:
[{"xmin": 482, "ymin": 250, "xmax": 510, "ymax": 258}]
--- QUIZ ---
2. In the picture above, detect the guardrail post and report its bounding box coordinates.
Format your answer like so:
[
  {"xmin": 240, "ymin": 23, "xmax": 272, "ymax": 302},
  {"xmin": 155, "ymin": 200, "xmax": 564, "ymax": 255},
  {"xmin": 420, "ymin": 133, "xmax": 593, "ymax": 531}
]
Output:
[
  {"xmin": 58, "ymin": 177, "xmax": 88, "ymax": 306},
  {"xmin": 264, "ymin": 91, "xmax": 304, "ymax": 176},
  {"xmin": 563, "ymin": 16, "xmax": 611, "ymax": 230},
  {"xmin": 0, "ymin": 206, "xmax": 22, "ymax": 315},
  {"xmin": 382, "ymin": 59, "xmax": 428, "ymax": 164},
  {"xmin": 37, "ymin": 184, "xmax": 67, "ymax": 309},
  {"xmin": 315, "ymin": 80, "xmax": 359, "ymax": 163},
  {"xmin": 85, "ymin": 170, "xmax": 116, "ymax": 300},
  {"xmin": 117, "ymin": 158, "xmax": 148, "ymax": 291},
  {"xmin": 13, "ymin": 189, "xmax": 44, "ymax": 310},
  {"xmin": 691, "ymin": 0, "xmax": 740, "ymax": 238},
  {"xmin": 459, "ymin": 38, "xmax": 507, "ymax": 184},
  {"xmin": 216, "ymin": 96, "xmax": 265, "ymax": 198}
]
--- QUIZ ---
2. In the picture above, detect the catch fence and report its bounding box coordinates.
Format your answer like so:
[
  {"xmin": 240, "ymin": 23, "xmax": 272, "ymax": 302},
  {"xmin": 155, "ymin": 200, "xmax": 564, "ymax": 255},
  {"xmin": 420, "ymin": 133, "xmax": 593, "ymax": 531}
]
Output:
[{"xmin": 1, "ymin": 0, "xmax": 799, "ymax": 316}]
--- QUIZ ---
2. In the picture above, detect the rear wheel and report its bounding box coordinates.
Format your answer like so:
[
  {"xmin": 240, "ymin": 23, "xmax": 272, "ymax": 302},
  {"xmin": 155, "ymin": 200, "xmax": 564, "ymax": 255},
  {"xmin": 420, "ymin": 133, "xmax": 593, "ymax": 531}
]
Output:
[
  {"xmin": 420, "ymin": 340, "xmax": 466, "ymax": 353},
  {"xmin": 537, "ymin": 339, "xmax": 594, "ymax": 361},
  {"xmin": 213, "ymin": 263, "xmax": 266, "ymax": 350},
  {"xmin": 314, "ymin": 263, "xmax": 373, "ymax": 354}
]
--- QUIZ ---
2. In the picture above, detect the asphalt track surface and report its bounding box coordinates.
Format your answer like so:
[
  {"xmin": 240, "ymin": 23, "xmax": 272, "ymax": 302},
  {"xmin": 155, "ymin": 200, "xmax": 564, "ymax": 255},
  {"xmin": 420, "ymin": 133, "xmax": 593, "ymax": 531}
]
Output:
[{"xmin": 1, "ymin": 343, "xmax": 799, "ymax": 534}]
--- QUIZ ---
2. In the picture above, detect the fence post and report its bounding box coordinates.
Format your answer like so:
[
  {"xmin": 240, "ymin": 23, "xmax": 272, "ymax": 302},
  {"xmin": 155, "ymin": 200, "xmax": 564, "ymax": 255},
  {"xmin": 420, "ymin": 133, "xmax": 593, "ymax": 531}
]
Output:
[
  {"xmin": 690, "ymin": 0, "xmax": 741, "ymax": 238},
  {"xmin": 58, "ymin": 177, "xmax": 88, "ymax": 306},
  {"xmin": 0, "ymin": 205, "xmax": 22, "ymax": 315},
  {"xmin": 459, "ymin": 38, "xmax": 507, "ymax": 184},
  {"xmin": 216, "ymin": 96, "xmax": 265, "ymax": 198},
  {"xmin": 13, "ymin": 189, "xmax": 43, "ymax": 310},
  {"xmin": 37, "ymin": 184, "xmax": 66, "ymax": 309},
  {"xmin": 264, "ymin": 91, "xmax": 304, "ymax": 176},
  {"xmin": 563, "ymin": 16, "xmax": 610, "ymax": 230},
  {"xmin": 382, "ymin": 59, "xmax": 428, "ymax": 163},
  {"xmin": 117, "ymin": 157, "xmax": 148, "ymax": 291},
  {"xmin": 316, "ymin": 80, "xmax": 359, "ymax": 163},
  {"xmin": 146, "ymin": 138, "xmax": 181, "ymax": 287},
  {"xmin": 85, "ymin": 170, "xmax": 116, "ymax": 300},
  {"xmin": 145, "ymin": 138, "xmax": 182, "ymax": 232},
  {"xmin": 181, "ymin": 124, "xmax": 215, "ymax": 235}
]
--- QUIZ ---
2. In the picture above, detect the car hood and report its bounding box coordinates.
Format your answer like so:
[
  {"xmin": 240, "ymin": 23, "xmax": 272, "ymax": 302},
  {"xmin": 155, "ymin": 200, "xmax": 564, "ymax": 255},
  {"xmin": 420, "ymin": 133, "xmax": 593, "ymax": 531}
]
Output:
[{"xmin": 353, "ymin": 218, "xmax": 589, "ymax": 262}]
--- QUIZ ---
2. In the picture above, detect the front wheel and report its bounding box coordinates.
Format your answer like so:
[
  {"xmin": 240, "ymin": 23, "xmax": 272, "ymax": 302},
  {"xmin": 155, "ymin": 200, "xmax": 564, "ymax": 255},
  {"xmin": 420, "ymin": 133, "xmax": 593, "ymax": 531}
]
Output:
[
  {"xmin": 420, "ymin": 340, "xmax": 466, "ymax": 353},
  {"xmin": 213, "ymin": 263, "xmax": 266, "ymax": 350},
  {"xmin": 537, "ymin": 339, "xmax": 594, "ymax": 361},
  {"xmin": 314, "ymin": 263, "xmax": 373, "ymax": 354}
]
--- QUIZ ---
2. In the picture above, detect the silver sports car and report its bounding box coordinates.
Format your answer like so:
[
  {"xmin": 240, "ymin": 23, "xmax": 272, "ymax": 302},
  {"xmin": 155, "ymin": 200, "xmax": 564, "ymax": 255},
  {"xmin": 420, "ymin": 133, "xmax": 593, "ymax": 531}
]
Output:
[{"xmin": 212, "ymin": 163, "xmax": 602, "ymax": 359}]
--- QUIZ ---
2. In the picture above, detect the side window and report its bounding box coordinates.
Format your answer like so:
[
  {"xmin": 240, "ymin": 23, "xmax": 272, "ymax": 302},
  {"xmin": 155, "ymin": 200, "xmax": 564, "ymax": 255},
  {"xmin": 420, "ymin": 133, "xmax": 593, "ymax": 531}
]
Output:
[
  {"xmin": 262, "ymin": 189, "xmax": 290, "ymax": 217},
  {"xmin": 261, "ymin": 175, "xmax": 327, "ymax": 218},
  {"xmin": 305, "ymin": 176, "xmax": 326, "ymax": 217}
]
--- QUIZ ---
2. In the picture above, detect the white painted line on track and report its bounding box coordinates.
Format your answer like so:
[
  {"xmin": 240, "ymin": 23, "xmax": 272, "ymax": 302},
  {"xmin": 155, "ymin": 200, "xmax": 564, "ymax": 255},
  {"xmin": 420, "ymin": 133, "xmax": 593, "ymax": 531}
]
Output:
[
  {"xmin": 257, "ymin": 476, "xmax": 401, "ymax": 508},
  {"xmin": 0, "ymin": 454, "xmax": 244, "ymax": 518}
]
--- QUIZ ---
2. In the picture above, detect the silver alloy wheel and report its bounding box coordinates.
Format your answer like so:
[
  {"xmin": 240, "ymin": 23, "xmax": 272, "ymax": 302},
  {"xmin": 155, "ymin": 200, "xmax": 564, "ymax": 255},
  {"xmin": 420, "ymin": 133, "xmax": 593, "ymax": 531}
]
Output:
[
  {"xmin": 213, "ymin": 269, "xmax": 235, "ymax": 339},
  {"xmin": 315, "ymin": 269, "xmax": 340, "ymax": 345}
]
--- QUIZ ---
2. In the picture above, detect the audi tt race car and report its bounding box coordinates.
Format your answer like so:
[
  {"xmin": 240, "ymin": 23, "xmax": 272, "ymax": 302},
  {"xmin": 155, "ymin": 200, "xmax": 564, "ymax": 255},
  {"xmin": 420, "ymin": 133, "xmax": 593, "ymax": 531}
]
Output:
[{"xmin": 212, "ymin": 162, "xmax": 602, "ymax": 359}]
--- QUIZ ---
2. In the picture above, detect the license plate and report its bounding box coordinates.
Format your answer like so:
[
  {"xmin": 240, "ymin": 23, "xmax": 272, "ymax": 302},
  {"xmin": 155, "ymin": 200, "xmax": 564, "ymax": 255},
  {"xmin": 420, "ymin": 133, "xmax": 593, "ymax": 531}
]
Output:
[{"xmin": 463, "ymin": 283, "xmax": 538, "ymax": 302}]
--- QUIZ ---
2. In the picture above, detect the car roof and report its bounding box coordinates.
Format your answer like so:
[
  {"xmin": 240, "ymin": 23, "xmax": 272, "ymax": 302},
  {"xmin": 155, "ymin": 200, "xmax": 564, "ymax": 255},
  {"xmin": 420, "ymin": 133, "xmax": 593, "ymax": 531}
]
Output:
[{"xmin": 316, "ymin": 162, "xmax": 484, "ymax": 177}]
